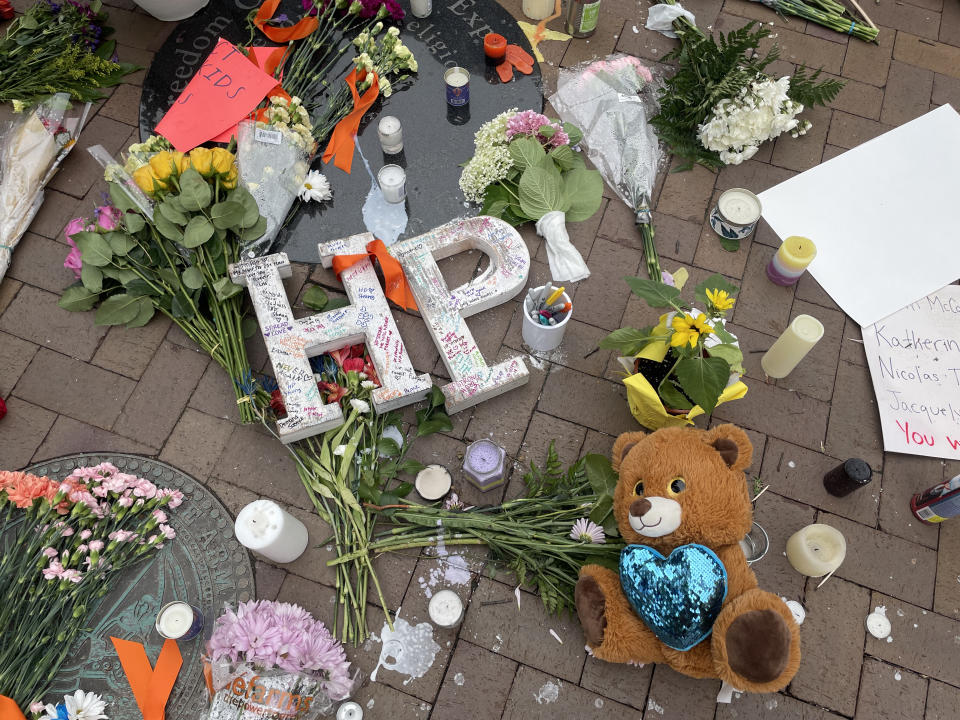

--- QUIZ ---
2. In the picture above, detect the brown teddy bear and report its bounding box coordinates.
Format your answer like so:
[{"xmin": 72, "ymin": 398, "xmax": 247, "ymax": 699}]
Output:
[{"xmin": 575, "ymin": 424, "xmax": 801, "ymax": 693}]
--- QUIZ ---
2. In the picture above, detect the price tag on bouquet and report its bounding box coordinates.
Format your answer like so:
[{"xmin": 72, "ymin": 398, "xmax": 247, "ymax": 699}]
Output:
[{"xmin": 155, "ymin": 38, "xmax": 279, "ymax": 152}]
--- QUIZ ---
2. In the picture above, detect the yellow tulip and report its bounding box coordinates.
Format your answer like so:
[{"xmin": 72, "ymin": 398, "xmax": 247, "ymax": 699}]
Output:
[
  {"xmin": 211, "ymin": 147, "xmax": 235, "ymax": 175},
  {"xmin": 148, "ymin": 151, "xmax": 177, "ymax": 180},
  {"xmin": 132, "ymin": 164, "xmax": 156, "ymax": 195},
  {"xmin": 189, "ymin": 147, "xmax": 214, "ymax": 176}
]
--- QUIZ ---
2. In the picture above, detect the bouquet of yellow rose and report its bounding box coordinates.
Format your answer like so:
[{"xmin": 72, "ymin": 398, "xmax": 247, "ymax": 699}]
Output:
[
  {"xmin": 58, "ymin": 140, "xmax": 268, "ymax": 421},
  {"xmin": 600, "ymin": 272, "xmax": 748, "ymax": 429}
]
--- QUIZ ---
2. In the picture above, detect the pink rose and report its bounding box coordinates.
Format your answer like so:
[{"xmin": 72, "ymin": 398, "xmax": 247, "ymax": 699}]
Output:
[
  {"xmin": 63, "ymin": 243, "xmax": 83, "ymax": 279},
  {"xmin": 64, "ymin": 216, "xmax": 89, "ymax": 241},
  {"xmin": 95, "ymin": 205, "xmax": 123, "ymax": 231}
]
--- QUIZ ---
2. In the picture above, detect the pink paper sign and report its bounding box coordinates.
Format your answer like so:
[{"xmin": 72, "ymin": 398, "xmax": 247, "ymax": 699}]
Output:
[
  {"xmin": 155, "ymin": 38, "xmax": 279, "ymax": 152},
  {"xmin": 210, "ymin": 46, "xmax": 284, "ymax": 144}
]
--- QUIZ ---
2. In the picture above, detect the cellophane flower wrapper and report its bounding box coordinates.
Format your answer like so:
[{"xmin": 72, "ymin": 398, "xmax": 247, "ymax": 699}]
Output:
[
  {"xmin": 203, "ymin": 659, "xmax": 347, "ymax": 719},
  {"xmin": 0, "ymin": 93, "xmax": 91, "ymax": 279},
  {"xmin": 236, "ymin": 120, "xmax": 309, "ymax": 258},
  {"xmin": 549, "ymin": 54, "xmax": 665, "ymax": 217},
  {"xmin": 87, "ymin": 144, "xmax": 155, "ymax": 220}
]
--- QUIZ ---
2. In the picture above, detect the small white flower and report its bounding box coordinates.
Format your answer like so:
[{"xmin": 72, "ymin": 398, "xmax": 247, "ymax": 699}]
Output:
[
  {"xmin": 64, "ymin": 689, "xmax": 108, "ymax": 720},
  {"xmin": 298, "ymin": 170, "xmax": 332, "ymax": 203},
  {"xmin": 350, "ymin": 398, "xmax": 370, "ymax": 414},
  {"xmin": 570, "ymin": 518, "xmax": 606, "ymax": 544},
  {"xmin": 358, "ymin": 372, "xmax": 367, "ymax": 380},
  {"xmin": 361, "ymin": 380, "xmax": 376, "ymax": 389},
  {"xmin": 333, "ymin": 444, "xmax": 347, "ymax": 456}
]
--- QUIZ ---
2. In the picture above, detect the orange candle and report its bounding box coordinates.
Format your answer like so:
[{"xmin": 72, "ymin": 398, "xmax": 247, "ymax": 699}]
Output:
[{"xmin": 484, "ymin": 33, "xmax": 507, "ymax": 61}]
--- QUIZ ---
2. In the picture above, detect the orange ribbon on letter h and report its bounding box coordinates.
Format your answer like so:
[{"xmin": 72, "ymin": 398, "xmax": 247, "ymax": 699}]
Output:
[{"xmin": 332, "ymin": 238, "xmax": 418, "ymax": 312}]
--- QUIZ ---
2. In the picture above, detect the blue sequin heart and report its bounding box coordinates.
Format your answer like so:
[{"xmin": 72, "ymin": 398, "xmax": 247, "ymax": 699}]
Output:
[{"xmin": 619, "ymin": 544, "xmax": 728, "ymax": 651}]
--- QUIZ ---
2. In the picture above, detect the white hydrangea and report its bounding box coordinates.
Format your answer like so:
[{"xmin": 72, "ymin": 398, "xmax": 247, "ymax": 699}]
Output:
[
  {"xmin": 458, "ymin": 108, "xmax": 518, "ymax": 203},
  {"xmin": 697, "ymin": 75, "xmax": 806, "ymax": 166}
]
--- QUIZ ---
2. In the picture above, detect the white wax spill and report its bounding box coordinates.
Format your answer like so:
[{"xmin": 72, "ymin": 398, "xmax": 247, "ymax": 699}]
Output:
[
  {"xmin": 366, "ymin": 699, "xmax": 375, "ymax": 709},
  {"xmin": 355, "ymin": 138, "xmax": 407, "ymax": 245},
  {"xmin": 866, "ymin": 610, "xmax": 892, "ymax": 639},
  {"xmin": 534, "ymin": 681, "xmax": 560, "ymax": 705},
  {"xmin": 765, "ymin": 698, "xmax": 779, "ymax": 710},
  {"xmin": 886, "ymin": 636, "xmax": 894, "ymax": 643},
  {"xmin": 549, "ymin": 629, "xmax": 563, "ymax": 644},
  {"xmin": 647, "ymin": 698, "xmax": 665, "ymax": 715},
  {"xmin": 514, "ymin": 585, "xmax": 521, "ymax": 609},
  {"xmin": 787, "ymin": 460, "xmax": 796, "ymax": 468},
  {"xmin": 453, "ymin": 672, "xmax": 465, "ymax": 686},
  {"xmin": 370, "ymin": 617, "xmax": 441, "ymax": 685},
  {"xmin": 783, "ymin": 600, "xmax": 805, "ymax": 625}
]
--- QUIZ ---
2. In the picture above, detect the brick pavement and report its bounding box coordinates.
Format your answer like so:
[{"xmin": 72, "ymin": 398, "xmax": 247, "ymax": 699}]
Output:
[{"xmin": 2, "ymin": 0, "xmax": 960, "ymax": 717}]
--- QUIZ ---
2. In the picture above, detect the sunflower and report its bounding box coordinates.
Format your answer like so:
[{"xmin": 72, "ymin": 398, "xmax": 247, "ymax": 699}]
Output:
[
  {"xmin": 670, "ymin": 313, "xmax": 714, "ymax": 348},
  {"xmin": 706, "ymin": 288, "xmax": 735, "ymax": 311}
]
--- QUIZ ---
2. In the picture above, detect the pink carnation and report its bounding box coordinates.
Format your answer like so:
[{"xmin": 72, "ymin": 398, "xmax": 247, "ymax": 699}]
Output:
[
  {"xmin": 42, "ymin": 559, "xmax": 65, "ymax": 580},
  {"xmin": 42, "ymin": 547, "xmax": 58, "ymax": 558},
  {"xmin": 157, "ymin": 488, "xmax": 185, "ymax": 508},
  {"xmin": 109, "ymin": 529, "xmax": 136, "ymax": 542},
  {"xmin": 117, "ymin": 494, "xmax": 134, "ymax": 508},
  {"xmin": 158, "ymin": 523, "xmax": 176, "ymax": 540},
  {"xmin": 152, "ymin": 509, "xmax": 168, "ymax": 524},
  {"xmin": 79, "ymin": 529, "xmax": 92, "ymax": 540},
  {"xmin": 60, "ymin": 569, "xmax": 82, "ymax": 583},
  {"xmin": 88, "ymin": 540, "xmax": 104, "ymax": 552}
]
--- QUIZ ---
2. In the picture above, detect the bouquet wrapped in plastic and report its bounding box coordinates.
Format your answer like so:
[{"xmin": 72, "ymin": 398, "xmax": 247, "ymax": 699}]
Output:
[
  {"xmin": 203, "ymin": 600, "xmax": 358, "ymax": 719},
  {"xmin": 0, "ymin": 93, "xmax": 91, "ymax": 280},
  {"xmin": 549, "ymin": 54, "xmax": 664, "ymax": 280}
]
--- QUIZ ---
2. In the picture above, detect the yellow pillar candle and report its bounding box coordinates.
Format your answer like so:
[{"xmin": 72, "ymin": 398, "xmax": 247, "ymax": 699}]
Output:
[
  {"xmin": 761, "ymin": 314, "xmax": 824, "ymax": 379},
  {"xmin": 767, "ymin": 236, "xmax": 817, "ymax": 286},
  {"xmin": 786, "ymin": 524, "xmax": 846, "ymax": 577}
]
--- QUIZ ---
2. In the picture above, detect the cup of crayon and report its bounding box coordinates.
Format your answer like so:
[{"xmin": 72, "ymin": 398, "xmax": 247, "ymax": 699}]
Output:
[{"xmin": 522, "ymin": 283, "xmax": 572, "ymax": 351}]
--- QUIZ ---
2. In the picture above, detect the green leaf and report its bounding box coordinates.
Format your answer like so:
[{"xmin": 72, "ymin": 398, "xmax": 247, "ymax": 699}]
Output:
[
  {"xmin": 94, "ymin": 293, "xmax": 142, "ymax": 326},
  {"xmin": 585, "ymin": 453, "xmax": 618, "ymax": 496},
  {"xmin": 416, "ymin": 415, "xmax": 453, "ymax": 437},
  {"xmin": 182, "ymin": 216, "xmax": 214, "ymax": 248},
  {"xmin": 179, "ymin": 169, "xmax": 211, "ymax": 211},
  {"xmin": 598, "ymin": 327, "xmax": 652, "ymax": 356},
  {"xmin": 302, "ymin": 285, "xmax": 329, "ymax": 311},
  {"xmin": 158, "ymin": 200, "xmax": 189, "ymax": 226},
  {"xmin": 242, "ymin": 316, "xmax": 260, "ymax": 339},
  {"xmin": 74, "ymin": 231, "xmax": 112, "ymax": 267},
  {"xmin": 392, "ymin": 481, "xmax": 414, "ymax": 498},
  {"xmin": 719, "ymin": 235, "xmax": 740, "ymax": 252},
  {"xmin": 324, "ymin": 297, "xmax": 350, "ymax": 311},
  {"xmin": 538, "ymin": 124, "xmax": 556, "ymax": 138},
  {"xmin": 213, "ymin": 277, "xmax": 244, "ymax": 301},
  {"xmin": 229, "ymin": 187, "xmax": 262, "ymax": 227},
  {"xmin": 181, "ymin": 266, "xmax": 204, "ymax": 290},
  {"xmin": 58, "ymin": 286, "xmax": 98, "ymax": 312},
  {"xmin": 105, "ymin": 231, "xmax": 136, "ymax": 255},
  {"xmin": 694, "ymin": 273, "xmax": 740, "ymax": 309},
  {"xmin": 171, "ymin": 291, "xmax": 194, "ymax": 319},
  {"xmin": 240, "ymin": 216, "xmax": 267, "ymax": 243},
  {"xmin": 397, "ymin": 459, "xmax": 426, "ymax": 474},
  {"xmin": 480, "ymin": 184, "xmax": 512, "ymax": 218},
  {"xmin": 80, "ymin": 264, "xmax": 103, "ymax": 293},
  {"xmin": 108, "ymin": 182, "xmax": 138, "ymax": 213},
  {"xmin": 588, "ymin": 494, "xmax": 614, "ymax": 528},
  {"xmin": 152, "ymin": 211, "xmax": 183, "ymax": 242},
  {"xmin": 673, "ymin": 355, "xmax": 731, "ymax": 415},
  {"xmin": 658, "ymin": 380, "xmax": 694, "ymax": 410},
  {"xmin": 707, "ymin": 342, "xmax": 744, "ymax": 373},
  {"xmin": 562, "ymin": 168, "xmax": 604, "ymax": 223},
  {"xmin": 713, "ymin": 323, "xmax": 738, "ymax": 345},
  {"xmin": 377, "ymin": 438, "xmax": 401, "ymax": 457},
  {"xmin": 624, "ymin": 276, "xmax": 682, "ymax": 308},
  {"xmin": 124, "ymin": 277, "xmax": 156, "ymax": 297},
  {"xmin": 210, "ymin": 201, "xmax": 244, "ymax": 230},
  {"xmin": 518, "ymin": 166, "xmax": 563, "ymax": 220},
  {"xmin": 562, "ymin": 122, "xmax": 583, "ymax": 146},
  {"xmin": 549, "ymin": 144, "xmax": 577, "ymax": 171},
  {"xmin": 429, "ymin": 385, "xmax": 446, "ymax": 409},
  {"xmin": 125, "ymin": 297, "xmax": 155, "ymax": 328},
  {"xmin": 508, "ymin": 137, "xmax": 547, "ymax": 171},
  {"xmin": 123, "ymin": 212, "xmax": 145, "ymax": 233}
]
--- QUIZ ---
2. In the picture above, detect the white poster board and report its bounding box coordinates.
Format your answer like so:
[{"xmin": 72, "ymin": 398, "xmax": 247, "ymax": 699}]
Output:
[
  {"xmin": 758, "ymin": 104, "xmax": 960, "ymax": 327},
  {"xmin": 862, "ymin": 285, "xmax": 960, "ymax": 459}
]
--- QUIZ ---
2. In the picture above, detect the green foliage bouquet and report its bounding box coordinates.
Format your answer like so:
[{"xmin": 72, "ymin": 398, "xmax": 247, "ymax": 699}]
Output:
[{"xmin": 601, "ymin": 273, "xmax": 745, "ymax": 418}]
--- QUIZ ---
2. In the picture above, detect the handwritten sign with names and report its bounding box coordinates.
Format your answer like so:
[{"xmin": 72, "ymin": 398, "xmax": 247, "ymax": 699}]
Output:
[
  {"xmin": 863, "ymin": 285, "xmax": 960, "ymax": 459},
  {"xmin": 155, "ymin": 38, "xmax": 278, "ymax": 152}
]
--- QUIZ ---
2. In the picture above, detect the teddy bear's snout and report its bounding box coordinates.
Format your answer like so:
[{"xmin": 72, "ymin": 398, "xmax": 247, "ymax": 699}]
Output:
[{"xmin": 628, "ymin": 496, "xmax": 683, "ymax": 537}]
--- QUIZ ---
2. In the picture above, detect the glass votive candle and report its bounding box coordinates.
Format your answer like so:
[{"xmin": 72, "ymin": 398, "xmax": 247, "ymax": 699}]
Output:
[
  {"xmin": 709, "ymin": 188, "xmax": 762, "ymax": 241},
  {"xmin": 463, "ymin": 439, "xmax": 507, "ymax": 492},
  {"xmin": 522, "ymin": 0, "xmax": 554, "ymax": 20},
  {"xmin": 377, "ymin": 115, "xmax": 403, "ymax": 154},
  {"xmin": 410, "ymin": 0, "xmax": 431, "ymax": 18},
  {"xmin": 155, "ymin": 601, "xmax": 204, "ymax": 641},
  {"xmin": 428, "ymin": 589, "xmax": 464, "ymax": 627},
  {"xmin": 378, "ymin": 164, "xmax": 406, "ymax": 204}
]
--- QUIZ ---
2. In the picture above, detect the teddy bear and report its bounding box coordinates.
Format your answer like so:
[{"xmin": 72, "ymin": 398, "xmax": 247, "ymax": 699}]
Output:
[{"xmin": 575, "ymin": 424, "xmax": 801, "ymax": 694}]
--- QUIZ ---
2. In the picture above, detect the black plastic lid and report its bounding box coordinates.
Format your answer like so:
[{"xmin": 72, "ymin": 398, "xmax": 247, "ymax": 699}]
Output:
[{"xmin": 844, "ymin": 458, "xmax": 873, "ymax": 483}]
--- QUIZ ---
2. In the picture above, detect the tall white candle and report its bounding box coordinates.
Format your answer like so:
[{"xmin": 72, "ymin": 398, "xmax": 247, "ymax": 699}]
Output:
[
  {"xmin": 523, "ymin": 0, "xmax": 555, "ymax": 20},
  {"xmin": 785, "ymin": 524, "xmax": 846, "ymax": 577},
  {"xmin": 761, "ymin": 314, "xmax": 824, "ymax": 379},
  {"xmin": 234, "ymin": 500, "xmax": 308, "ymax": 564},
  {"xmin": 428, "ymin": 589, "xmax": 464, "ymax": 627}
]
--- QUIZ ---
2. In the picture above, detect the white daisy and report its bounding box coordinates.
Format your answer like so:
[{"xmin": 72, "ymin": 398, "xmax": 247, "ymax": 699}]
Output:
[
  {"xmin": 65, "ymin": 690, "xmax": 108, "ymax": 720},
  {"xmin": 570, "ymin": 518, "xmax": 605, "ymax": 544},
  {"xmin": 298, "ymin": 170, "xmax": 332, "ymax": 203}
]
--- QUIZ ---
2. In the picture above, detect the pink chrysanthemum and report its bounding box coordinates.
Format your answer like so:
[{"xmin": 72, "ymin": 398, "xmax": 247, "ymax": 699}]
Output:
[{"xmin": 570, "ymin": 518, "xmax": 605, "ymax": 544}]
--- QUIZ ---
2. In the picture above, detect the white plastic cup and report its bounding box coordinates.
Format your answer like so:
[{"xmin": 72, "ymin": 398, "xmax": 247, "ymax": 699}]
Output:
[{"xmin": 521, "ymin": 284, "xmax": 572, "ymax": 351}]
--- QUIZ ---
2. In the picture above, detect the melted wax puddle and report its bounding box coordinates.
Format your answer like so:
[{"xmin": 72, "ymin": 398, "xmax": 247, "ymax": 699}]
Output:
[
  {"xmin": 535, "ymin": 680, "xmax": 561, "ymax": 704},
  {"xmin": 371, "ymin": 613, "xmax": 442, "ymax": 686}
]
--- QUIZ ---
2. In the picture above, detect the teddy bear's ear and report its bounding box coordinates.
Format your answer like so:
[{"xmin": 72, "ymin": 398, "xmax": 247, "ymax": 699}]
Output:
[
  {"xmin": 611, "ymin": 431, "xmax": 647, "ymax": 472},
  {"xmin": 704, "ymin": 424, "xmax": 753, "ymax": 471}
]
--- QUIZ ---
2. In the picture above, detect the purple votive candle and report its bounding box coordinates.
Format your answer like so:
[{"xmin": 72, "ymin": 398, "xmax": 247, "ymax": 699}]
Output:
[{"xmin": 463, "ymin": 439, "xmax": 507, "ymax": 492}]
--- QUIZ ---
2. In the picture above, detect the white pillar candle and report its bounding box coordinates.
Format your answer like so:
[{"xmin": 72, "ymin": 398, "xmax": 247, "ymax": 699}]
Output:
[
  {"xmin": 415, "ymin": 464, "xmax": 451, "ymax": 501},
  {"xmin": 377, "ymin": 116, "xmax": 403, "ymax": 155},
  {"xmin": 410, "ymin": 0, "xmax": 432, "ymax": 18},
  {"xmin": 761, "ymin": 314, "xmax": 824, "ymax": 379},
  {"xmin": 428, "ymin": 589, "xmax": 464, "ymax": 627},
  {"xmin": 156, "ymin": 601, "xmax": 202, "ymax": 640},
  {"xmin": 378, "ymin": 164, "xmax": 406, "ymax": 204},
  {"xmin": 234, "ymin": 499, "xmax": 308, "ymax": 564},
  {"xmin": 523, "ymin": 0, "xmax": 555, "ymax": 20},
  {"xmin": 717, "ymin": 188, "xmax": 762, "ymax": 225},
  {"xmin": 785, "ymin": 524, "xmax": 846, "ymax": 577}
]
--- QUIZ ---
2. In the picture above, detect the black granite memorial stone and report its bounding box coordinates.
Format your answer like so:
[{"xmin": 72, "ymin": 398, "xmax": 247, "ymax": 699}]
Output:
[{"xmin": 140, "ymin": 0, "xmax": 544, "ymax": 263}]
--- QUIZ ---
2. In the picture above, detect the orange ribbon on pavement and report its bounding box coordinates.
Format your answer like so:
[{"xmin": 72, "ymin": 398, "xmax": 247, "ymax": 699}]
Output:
[
  {"xmin": 321, "ymin": 69, "xmax": 380, "ymax": 174},
  {"xmin": 254, "ymin": 0, "xmax": 318, "ymax": 42},
  {"xmin": 332, "ymin": 238, "xmax": 418, "ymax": 312},
  {"xmin": 111, "ymin": 637, "xmax": 183, "ymax": 720},
  {"xmin": 0, "ymin": 695, "xmax": 27, "ymax": 719}
]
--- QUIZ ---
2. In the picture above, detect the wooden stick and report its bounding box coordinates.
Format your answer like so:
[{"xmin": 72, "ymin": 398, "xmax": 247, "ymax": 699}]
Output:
[
  {"xmin": 847, "ymin": 0, "xmax": 878, "ymax": 31},
  {"xmin": 815, "ymin": 568, "xmax": 836, "ymax": 589}
]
